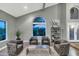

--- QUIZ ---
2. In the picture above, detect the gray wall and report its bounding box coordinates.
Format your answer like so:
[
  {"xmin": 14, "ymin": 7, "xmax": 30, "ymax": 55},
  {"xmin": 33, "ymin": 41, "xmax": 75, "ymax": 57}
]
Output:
[
  {"xmin": 16, "ymin": 4, "xmax": 61, "ymax": 42},
  {"xmin": 57, "ymin": 4, "xmax": 67, "ymax": 40},
  {"xmin": 0, "ymin": 10, "xmax": 16, "ymax": 48},
  {"xmin": 0, "ymin": 3, "xmax": 67, "ymax": 48}
]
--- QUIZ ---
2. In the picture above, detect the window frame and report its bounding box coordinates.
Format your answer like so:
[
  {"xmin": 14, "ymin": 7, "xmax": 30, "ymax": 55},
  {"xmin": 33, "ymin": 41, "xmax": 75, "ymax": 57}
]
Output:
[
  {"xmin": 70, "ymin": 7, "xmax": 79, "ymax": 19},
  {"xmin": 0, "ymin": 19, "xmax": 7, "ymax": 42},
  {"xmin": 33, "ymin": 16, "xmax": 46, "ymax": 36}
]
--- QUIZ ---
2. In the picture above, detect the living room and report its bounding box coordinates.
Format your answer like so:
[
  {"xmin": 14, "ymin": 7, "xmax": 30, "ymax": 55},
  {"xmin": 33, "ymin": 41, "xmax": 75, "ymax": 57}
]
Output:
[{"xmin": 0, "ymin": 3, "xmax": 79, "ymax": 56}]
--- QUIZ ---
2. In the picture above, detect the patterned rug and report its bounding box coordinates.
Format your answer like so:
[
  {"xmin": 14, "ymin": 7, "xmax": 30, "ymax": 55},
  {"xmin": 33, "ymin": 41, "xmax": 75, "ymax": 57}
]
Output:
[{"xmin": 19, "ymin": 46, "xmax": 59, "ymax": 56}]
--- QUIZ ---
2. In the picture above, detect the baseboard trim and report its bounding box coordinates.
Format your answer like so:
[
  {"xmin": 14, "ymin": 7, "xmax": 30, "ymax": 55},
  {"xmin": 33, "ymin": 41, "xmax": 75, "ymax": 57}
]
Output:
[
  {"xmin": 23, "ymin": 40, "xmax": 29, "ymax": 42},
  {"xmin": 0, "ymin": 45, "xmax": 7, "ymax": 51}
]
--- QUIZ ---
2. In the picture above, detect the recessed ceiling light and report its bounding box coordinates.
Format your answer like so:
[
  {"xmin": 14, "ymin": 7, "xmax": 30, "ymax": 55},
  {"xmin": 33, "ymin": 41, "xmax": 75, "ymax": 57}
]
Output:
[{"xmin": 24, "ymin": 6, "xmax": 28, "ymax": 9}]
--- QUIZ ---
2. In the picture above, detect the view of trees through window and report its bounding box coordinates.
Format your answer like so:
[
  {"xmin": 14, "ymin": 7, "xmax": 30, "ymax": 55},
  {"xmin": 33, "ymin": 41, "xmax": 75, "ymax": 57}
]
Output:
[
  {"xmin": 0, "ymin": 20, "xmax": 6, "ymax": 41},
  {"xmin": 33, "ymin": 17, "xmax": 46, "ymax": 36}
]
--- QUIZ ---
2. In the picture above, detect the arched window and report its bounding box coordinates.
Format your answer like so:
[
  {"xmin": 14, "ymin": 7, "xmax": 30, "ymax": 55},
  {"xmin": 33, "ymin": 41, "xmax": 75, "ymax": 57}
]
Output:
[
  {"xmin": 33, "ymin": 17, "xmax": 46, "ymax": 36},
  {"xmin": 70, "ymin": 7, "xmax": 79, "ymax": 19}
]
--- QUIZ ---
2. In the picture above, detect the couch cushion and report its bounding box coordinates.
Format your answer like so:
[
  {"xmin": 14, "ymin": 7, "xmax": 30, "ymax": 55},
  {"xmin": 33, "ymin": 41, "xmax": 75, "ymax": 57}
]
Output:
[{"xmin": 55, "ymin": 44, "xmax": 60, "ymax": 49}]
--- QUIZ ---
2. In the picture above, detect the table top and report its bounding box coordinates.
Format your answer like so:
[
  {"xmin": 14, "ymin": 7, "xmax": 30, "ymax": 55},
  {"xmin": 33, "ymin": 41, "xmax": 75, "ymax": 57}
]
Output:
[
  {"xmin": 70, "ymin": 43, "xmax": 79, "ymax": 50},
  {"xmin": 26, "ymin": 45, "xmax": 59, "ymax": 56}
]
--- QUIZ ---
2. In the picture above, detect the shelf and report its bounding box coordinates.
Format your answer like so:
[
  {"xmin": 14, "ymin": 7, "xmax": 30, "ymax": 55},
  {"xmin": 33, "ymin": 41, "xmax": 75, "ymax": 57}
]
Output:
[{"xmin": 51, "ymin": 26, "xmax": 61, "ymax": 40}]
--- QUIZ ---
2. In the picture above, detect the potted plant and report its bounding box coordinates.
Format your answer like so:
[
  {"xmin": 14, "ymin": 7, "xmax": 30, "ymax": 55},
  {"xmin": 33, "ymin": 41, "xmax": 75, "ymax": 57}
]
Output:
[{"xmin": 16, "ymin": 30, "xmax": 21, "ymax": 40}]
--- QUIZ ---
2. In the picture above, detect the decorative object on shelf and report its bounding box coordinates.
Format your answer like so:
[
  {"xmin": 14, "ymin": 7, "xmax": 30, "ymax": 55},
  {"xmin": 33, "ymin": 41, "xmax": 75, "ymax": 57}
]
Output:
[
  {"xmin": 16, "ymin": 30, "xmax": 22, "ymax": 40},
  {"xmin": 51, "ymin": 26, "xmax": 61, "ymax": 42}
]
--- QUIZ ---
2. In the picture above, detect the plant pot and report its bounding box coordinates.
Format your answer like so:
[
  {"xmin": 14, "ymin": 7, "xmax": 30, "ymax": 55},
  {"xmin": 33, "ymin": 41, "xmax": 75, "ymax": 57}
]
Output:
[{"xmin": 16, "ymin": 37, "xmax": 21, "ymax": 40}]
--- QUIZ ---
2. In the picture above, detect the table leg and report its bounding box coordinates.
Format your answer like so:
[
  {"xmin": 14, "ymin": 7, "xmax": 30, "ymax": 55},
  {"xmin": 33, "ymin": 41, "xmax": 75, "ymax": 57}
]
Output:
[
  {"xmin": 49, "ymin": 47, "xmax": 51, "ymax": 55},
  {"xmin": 26, "ymin": 48, "xmax": 29, "ymax": 55}
]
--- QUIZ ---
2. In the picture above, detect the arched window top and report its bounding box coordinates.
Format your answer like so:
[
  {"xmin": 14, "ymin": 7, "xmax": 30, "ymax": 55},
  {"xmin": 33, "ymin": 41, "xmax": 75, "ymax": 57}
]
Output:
[
  {"xmin": 70, "ymin": 7, "xmax": 79, "ymax": 19},
  {"xmin": 70, "ymin": 7, "xmax": 78, "ymax": 14},
  {"xmin": 33, "ymin": 17, "xmax": 45, "ymax": 23}
]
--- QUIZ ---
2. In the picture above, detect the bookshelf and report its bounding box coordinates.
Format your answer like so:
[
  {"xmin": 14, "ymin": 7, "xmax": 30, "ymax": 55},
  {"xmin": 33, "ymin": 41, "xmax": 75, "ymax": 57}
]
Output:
[{"xmin": 51, "ymin": 25, "xmax": 61, "ymax": 42}]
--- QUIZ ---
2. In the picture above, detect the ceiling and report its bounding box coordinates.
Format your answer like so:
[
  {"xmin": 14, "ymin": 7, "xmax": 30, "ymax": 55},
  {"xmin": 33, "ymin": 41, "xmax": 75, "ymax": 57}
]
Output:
[{"xmin": 0, "ymin": 3, "xmax": 58, "ymax": 18}]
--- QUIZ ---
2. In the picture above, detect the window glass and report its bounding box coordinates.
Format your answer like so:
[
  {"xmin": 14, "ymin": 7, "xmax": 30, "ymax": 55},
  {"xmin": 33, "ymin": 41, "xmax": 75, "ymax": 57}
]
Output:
[
  {"xmin": 70, "ymin": 7, "xmax": 79, "ymax": 19},
  {"xmin": 33, "ymin": 17, "xmax": 46, "ymax": 36},
  {"xmin": 69, "ymin": 26, "xmax": 74, "ymax": 40},
  {"xmin": 0, "ymin": 20, "xmax": 6, "ymax": 41},
  {"xmin": 77, "ymin": 26, "xmax": 79, "ymax": 40}
]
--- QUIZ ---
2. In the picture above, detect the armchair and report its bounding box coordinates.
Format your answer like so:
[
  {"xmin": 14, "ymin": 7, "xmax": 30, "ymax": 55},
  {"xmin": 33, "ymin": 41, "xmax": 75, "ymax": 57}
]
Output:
[
  {"xmin": 29, "ymin": 36, "xmax": 38, "ymax": 45},
  {"xmin": 7, "ymin": 40, "xmax": 23, "ymax": 56},
  {"xmin": 54, "ymin": 40, "xmax": 70, "ymax": 56},
  {"xmin": 42, "ymin": 36, "xmax": 50, "ymax": 46}
]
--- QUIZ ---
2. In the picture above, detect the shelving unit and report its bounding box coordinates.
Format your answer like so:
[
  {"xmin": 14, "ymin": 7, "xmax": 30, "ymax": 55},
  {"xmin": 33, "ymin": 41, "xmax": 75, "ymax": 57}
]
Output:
[{"xmin": 51, "ymin": 25, "xmax": 61, "ymax": 42}]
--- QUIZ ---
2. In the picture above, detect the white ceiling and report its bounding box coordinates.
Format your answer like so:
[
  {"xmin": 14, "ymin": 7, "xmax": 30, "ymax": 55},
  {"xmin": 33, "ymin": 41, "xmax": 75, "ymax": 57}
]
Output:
[{"xmin": 0, "ymin": 3, "xmax": 58, "ymax": 17}]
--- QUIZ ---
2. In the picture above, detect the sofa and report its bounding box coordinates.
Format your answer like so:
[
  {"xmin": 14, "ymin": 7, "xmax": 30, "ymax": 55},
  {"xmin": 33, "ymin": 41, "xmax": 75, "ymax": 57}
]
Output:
[
  {"xmin": 54, "ymin": 40, "xmax": 70, "ymax": 56},
  {"xmin": 7, "ymin": 40, "xmax": 23, "ymax": 56}
]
